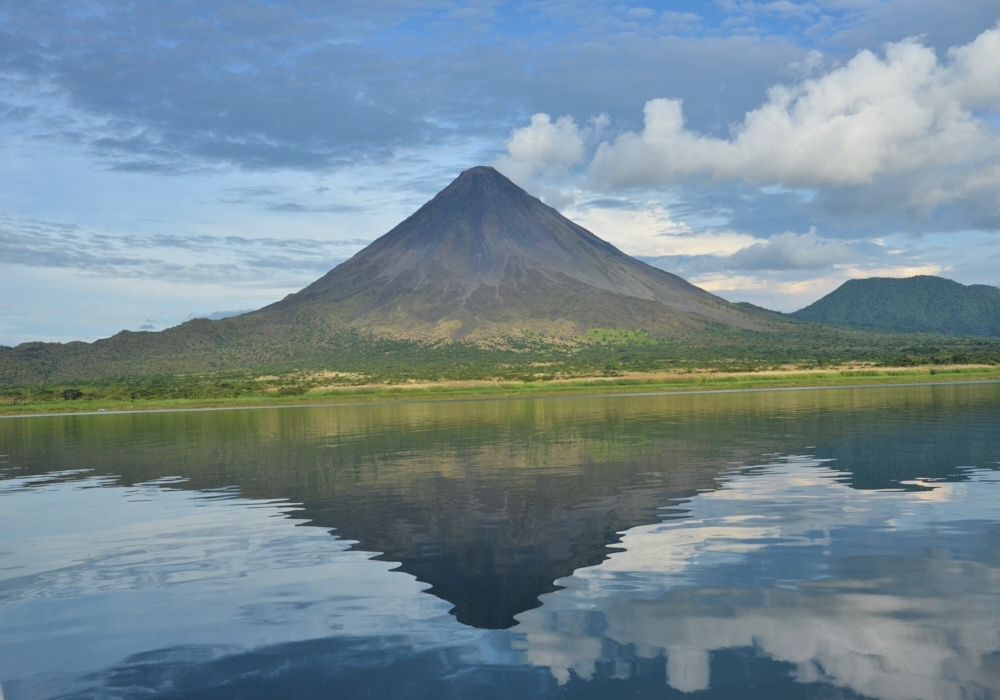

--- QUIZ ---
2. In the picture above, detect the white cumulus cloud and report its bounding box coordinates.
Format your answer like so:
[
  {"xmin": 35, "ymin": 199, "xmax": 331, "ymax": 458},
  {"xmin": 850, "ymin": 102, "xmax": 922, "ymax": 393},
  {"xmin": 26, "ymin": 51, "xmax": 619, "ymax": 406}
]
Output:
[
  {"xmin": 494, "ymin": 113, "xmax": 613, "ymax": 187},
  {"xmin": 588, "ymin": 22, "xmax": 1000, "ymax": 219},
  {"xmin": 493, "ymin": 114, "xmax": 586, "ymax": 184}
]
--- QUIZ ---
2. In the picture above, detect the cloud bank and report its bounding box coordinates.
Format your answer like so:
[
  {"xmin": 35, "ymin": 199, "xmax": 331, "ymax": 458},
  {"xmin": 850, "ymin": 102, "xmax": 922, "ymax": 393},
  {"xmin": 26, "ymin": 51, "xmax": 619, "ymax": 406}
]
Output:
[{"xmin": 590, "ymin": 23, "xmax": 1000, "ymax": 201}]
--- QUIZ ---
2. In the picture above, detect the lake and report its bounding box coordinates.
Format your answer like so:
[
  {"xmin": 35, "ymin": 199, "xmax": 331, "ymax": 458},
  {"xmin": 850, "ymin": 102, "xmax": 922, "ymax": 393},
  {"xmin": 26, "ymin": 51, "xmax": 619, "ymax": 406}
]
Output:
[{"xmin": 1, "ymin": 383, "xmax": 999, "ymax": 699}]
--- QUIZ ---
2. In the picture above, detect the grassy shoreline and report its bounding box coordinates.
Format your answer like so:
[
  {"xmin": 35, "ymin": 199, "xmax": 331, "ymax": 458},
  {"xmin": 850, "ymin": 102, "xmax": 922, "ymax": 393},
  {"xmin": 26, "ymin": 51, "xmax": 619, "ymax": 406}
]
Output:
[{"xmin": 2, "ymin": 365, "xmax": 998, "ymax": 417}]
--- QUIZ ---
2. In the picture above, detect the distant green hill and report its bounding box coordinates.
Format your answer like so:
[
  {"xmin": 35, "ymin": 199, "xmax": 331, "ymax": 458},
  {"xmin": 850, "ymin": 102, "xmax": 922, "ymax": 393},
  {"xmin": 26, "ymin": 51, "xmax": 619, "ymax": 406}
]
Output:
[{"xmin": 793, "ymin": 276, "xmax": 1000, "ymax": 337}]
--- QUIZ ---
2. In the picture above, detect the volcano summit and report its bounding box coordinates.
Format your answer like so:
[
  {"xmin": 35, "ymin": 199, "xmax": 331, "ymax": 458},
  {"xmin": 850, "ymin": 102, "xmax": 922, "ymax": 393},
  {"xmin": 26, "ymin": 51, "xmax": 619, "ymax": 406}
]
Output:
[{"xmin": 262, "ymin": 166, "xmax": 758, "ymax": 340}]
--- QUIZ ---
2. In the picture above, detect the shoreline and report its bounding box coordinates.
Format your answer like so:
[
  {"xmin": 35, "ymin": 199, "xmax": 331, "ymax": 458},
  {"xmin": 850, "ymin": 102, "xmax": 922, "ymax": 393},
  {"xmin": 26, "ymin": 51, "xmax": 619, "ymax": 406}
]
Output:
[{"xmin": 2, "ymin": 365, "xmax": 998, "ymax": 418}]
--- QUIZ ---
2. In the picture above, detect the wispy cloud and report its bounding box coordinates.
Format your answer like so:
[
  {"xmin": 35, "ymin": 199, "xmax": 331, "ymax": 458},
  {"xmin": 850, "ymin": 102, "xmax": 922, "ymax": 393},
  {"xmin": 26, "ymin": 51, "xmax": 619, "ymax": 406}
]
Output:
[
  {"xmin": 216, "ymin": 187, "xmax": 363, "ymax": 213},
  {"xmin": 0, "ymin": 213, "xmax": 365, "ymax": 283},
  {"xmin": 704, "ymin": 229, "xmax": 854, "ymax": 271}
]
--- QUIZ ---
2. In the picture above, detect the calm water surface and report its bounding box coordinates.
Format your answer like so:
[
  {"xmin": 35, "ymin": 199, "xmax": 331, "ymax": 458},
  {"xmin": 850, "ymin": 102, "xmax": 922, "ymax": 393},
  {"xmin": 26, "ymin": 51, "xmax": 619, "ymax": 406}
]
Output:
[{"xmin": 1, "ymin": 384, "xmax": 999, "ymax": 699}]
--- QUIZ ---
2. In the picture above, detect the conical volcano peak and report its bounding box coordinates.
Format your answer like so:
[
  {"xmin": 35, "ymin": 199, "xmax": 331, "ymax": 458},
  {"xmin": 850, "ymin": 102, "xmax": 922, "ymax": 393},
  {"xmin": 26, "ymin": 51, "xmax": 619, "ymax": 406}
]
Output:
[
  {"xmin": 427, "ymin": 165, "xmax": 540, "ymax": 219},
  {"xmin": 449, "ymin": 165, "xmax": 522, "ymax": 190},
  {"xmin": 271, "ymin": 166, "xmax": 762, "ymax": 339},
  {"xmin": 454, "ymin": 165, "xmax": 510, "ymax": 182}
]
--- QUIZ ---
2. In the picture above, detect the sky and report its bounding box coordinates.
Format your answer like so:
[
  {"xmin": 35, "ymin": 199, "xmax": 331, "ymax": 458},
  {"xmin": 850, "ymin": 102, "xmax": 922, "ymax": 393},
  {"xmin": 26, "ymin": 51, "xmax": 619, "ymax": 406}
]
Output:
[{"xmin": 2, "ymin": 1, "xmax": 1000, "ymax": 345}]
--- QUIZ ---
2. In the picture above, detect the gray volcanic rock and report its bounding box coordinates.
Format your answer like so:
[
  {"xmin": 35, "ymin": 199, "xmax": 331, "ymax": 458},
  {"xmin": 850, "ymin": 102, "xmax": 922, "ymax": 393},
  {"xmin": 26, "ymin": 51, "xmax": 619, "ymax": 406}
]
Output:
[{"xmin": 264, "ymin": 166, "xmax": 758, "ymax": 338}]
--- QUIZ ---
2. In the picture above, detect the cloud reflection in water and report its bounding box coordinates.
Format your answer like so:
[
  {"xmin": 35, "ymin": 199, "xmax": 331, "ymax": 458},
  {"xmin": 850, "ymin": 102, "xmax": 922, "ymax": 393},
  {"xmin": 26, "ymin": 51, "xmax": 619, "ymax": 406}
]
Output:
[
  {"xmin": 514, "ymin": 459, "xmax": 1000, "ymax": 699},
  {"xmin": 0, "ymin": 473, "xmax": 497, "ymax": 698}
]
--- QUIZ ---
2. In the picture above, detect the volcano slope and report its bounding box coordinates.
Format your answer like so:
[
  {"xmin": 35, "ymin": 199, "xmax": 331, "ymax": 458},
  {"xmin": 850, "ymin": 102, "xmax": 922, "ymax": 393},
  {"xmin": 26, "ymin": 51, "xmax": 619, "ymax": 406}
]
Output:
[
  {"xmin": 2, "ymin": 167, "xmax": 776, "ymax": 384},
  {"xmin": 267, "ymin": 166, "xmax": 760, "ymax": 340}
]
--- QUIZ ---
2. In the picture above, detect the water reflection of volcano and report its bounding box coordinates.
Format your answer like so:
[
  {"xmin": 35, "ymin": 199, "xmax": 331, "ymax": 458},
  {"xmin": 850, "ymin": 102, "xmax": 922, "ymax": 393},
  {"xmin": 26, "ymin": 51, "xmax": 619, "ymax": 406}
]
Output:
[
  {"xmin": 515, "ymin": 461, "xmax": 1000, "ymax": 700},
  {"xmin": 3, "ymin": 384, "xmax": 998, "ymax": 632}
]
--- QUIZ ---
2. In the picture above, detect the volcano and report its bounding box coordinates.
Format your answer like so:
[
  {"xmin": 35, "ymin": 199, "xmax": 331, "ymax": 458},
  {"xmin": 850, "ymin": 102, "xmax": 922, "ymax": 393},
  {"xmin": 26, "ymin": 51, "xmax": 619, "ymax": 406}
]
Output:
[
  {"xmin": 1, "ymin": 167, "xmax": 769, "ymax": 384},
  {"xmin": 259, "ymin": 166, "xmax": 759, "ymax": 339}
]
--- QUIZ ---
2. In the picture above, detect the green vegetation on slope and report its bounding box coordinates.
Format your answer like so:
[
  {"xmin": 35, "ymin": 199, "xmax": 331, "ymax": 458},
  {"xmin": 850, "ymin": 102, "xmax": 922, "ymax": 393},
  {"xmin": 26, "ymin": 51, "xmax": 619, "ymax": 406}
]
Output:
[
  {"xmin": 5, "ymin": 318, "xmax": 1000, "ymax": 386},
  {"xmin": 793, "ymin": 276, "xmax": 1000, "ymax": 337},
  {"xmin": 581, "ymin": 328, "xmax": 657, "ymax": 346},
  {"xmin": 3, "ymin": 318, "xmax": 1000, "ymax": 413}
]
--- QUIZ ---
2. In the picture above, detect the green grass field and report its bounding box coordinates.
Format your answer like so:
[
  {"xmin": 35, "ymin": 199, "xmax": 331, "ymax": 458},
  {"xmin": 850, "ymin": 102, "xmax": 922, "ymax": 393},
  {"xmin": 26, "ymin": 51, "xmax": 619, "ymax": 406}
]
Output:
[{"xmin": 3, "ymin": 365, "xmax": 998, "ymax": 417}]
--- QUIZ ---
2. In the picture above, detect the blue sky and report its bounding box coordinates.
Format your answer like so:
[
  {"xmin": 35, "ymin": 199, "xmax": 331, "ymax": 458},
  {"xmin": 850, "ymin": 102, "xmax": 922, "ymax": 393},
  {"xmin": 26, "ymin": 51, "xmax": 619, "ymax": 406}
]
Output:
[{"xmin": 2, "ymin": 1, "xmax": 1000, "ymax": 344}]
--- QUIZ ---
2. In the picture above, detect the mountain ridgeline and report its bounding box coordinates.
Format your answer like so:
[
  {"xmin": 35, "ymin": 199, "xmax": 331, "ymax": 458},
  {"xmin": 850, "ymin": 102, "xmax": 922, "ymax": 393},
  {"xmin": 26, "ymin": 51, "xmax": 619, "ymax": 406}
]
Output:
[{"xmin": 793, "ymin": 276, "xmax": 1000, "ymax": 337}]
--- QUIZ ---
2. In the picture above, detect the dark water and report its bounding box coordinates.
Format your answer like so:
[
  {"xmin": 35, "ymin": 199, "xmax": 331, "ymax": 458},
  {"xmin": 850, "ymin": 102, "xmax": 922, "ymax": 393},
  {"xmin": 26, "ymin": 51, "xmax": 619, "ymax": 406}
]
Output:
[{"xmin": 1, "ymin": 383, "xmax": 999, "ymax": 699}]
